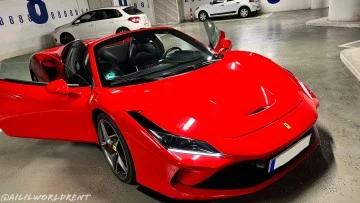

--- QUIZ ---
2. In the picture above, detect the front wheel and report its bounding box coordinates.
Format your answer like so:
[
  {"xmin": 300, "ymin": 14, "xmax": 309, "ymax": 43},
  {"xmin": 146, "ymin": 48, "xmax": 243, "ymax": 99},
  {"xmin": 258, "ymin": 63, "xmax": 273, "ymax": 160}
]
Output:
[
  {"xmin": 96, "ymin": 113, "xmax": 136, "ymax": 184},
  {"xmin": 239, "ymin": 7, "xmax": 251, "ymax": 18},
  {"xmin": 198, "ymin": 11, "xmax": 208, "ymax": 22}
]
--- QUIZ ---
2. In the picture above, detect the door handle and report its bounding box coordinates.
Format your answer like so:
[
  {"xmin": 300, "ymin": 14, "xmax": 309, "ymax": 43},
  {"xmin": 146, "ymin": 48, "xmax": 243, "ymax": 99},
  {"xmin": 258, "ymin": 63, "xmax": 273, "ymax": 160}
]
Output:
[
  {"xmin": 89, "ymin": 24, "xmax": 93, "ymax": 27},
  {"xmin": 221, "ymin": 4, "xmax": 224, "ymax": 6},
  {"xmin": 109, "ymin": 21, "xmax": 114, "ymax": 24}
]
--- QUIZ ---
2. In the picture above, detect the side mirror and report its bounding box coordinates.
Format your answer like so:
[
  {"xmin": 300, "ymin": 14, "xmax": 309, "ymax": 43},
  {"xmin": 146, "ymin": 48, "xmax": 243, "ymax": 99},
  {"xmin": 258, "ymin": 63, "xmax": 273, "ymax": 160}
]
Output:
[
  {"xmin": 210, "ymin": 2, "xmax": 213, "ymax": 5},
  {"xmin": 218, "ymin": 37, "xmax": 232, "ymax": 53},
  {"xmin": 213, "ymin": 30, "xmax": 232, "ymax": 53},
  {"xmin": 46, "ymin": 79, "xmax": 81, "ymax": 96}
]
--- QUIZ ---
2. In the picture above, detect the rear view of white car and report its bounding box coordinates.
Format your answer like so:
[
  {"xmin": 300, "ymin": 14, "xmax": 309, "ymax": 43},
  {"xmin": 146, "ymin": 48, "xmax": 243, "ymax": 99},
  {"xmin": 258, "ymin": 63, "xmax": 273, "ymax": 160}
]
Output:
[
  {"xmin": 195, "ymin": 0, "xmax": 261, "ymax": 21},
  {"xmin": 54, "ymin": 6, "xmax": 151, "ymax": 45}
]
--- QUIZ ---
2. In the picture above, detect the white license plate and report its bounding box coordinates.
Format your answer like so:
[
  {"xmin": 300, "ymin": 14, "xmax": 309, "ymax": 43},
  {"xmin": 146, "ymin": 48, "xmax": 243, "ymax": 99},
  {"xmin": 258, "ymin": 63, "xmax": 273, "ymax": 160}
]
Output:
[{"xmin": 268, "ymin": 134, "xmax": 311, "ymax": 173}]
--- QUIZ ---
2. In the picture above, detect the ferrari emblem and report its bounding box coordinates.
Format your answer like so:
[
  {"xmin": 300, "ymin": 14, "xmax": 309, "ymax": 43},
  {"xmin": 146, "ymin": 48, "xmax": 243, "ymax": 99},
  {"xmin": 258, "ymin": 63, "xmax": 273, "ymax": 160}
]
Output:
[
  {"xmin": 112, "ymin": 145, "xmax": 117, "ymax": 152},
  {"xmin": 283, "ymin": 123, "xmax": 292, "ymax": 130}
]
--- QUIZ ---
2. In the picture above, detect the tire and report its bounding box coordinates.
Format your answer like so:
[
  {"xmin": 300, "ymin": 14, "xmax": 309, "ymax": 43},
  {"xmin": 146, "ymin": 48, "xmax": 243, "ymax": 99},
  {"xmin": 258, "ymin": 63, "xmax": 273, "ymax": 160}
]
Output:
[
  {"xmin": 60, "ymin": 33, "xmax": 75, "ymax": 45},
  {"xmin": 96, "ymin": 113, "xmax": 136, "ymax": 184},
  {"xmin": 239, "ymin": 7, "xmax": 251, "ymax": 18},
  {"xmin": 198, "ymin": 11, "xmax": 208, "ymax": 22},
  {"xmin": 116, "ymin": 27, "xmax": 130, "ymax": 34}
]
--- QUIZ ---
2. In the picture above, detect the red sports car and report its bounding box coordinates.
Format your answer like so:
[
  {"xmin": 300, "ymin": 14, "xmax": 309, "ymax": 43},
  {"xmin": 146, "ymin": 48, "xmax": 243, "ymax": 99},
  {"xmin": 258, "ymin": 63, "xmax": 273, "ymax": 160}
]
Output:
[{"xmin": 0, "ymin": 21, "xmax": 320, "ymax": 200}]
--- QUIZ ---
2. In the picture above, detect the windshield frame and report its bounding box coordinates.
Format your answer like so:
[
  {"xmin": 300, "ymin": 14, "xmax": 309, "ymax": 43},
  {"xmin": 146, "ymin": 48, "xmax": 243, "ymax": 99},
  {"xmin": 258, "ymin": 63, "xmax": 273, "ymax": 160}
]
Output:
[{"xmin": 93, "ymin": 28, "xmax": 218, "ymax": 87}]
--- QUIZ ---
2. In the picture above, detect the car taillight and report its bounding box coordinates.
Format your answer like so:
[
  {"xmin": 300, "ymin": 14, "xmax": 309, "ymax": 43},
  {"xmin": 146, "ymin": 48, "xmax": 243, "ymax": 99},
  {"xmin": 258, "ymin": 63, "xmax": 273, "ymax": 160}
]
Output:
[{"xmin": 128, "ymin": 17, "xmax": 140, "ymax": 23}]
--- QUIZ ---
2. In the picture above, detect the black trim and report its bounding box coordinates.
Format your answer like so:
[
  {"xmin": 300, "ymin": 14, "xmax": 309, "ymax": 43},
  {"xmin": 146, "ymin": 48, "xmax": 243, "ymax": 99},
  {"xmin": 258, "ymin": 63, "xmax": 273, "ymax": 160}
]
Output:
[
  {"xmin": 128, "ymin": 111, "xmax": 164, "ymax": 132},
  {"xmin": 3, "ymin": 79, "xmax": 47, "ymax": 86},
  {"xmin": 210, "ymin": 11, "xmax": 237, "ymax": 16},
  {"xmin": 2, "ymin": 78, "xmax": 81, "ymax": 87}
]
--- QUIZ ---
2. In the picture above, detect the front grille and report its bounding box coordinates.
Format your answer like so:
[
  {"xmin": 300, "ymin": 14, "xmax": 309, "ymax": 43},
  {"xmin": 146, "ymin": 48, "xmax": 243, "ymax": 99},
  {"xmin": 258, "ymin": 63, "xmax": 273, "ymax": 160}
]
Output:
[{"xmin": 195, "ymin": 127, "xmax": 316, "ymax": 189}]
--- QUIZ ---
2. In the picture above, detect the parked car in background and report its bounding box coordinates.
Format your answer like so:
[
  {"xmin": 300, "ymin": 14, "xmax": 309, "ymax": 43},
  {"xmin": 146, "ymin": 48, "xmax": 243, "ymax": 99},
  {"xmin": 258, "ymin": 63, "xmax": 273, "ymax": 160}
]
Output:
[
  {"xmin": 195, "ymin": 0, "xmax": 261, "ymax": 21},
  {"xmin": 54, "ymin": 6, "xmax": 151, "ymax": 45}
]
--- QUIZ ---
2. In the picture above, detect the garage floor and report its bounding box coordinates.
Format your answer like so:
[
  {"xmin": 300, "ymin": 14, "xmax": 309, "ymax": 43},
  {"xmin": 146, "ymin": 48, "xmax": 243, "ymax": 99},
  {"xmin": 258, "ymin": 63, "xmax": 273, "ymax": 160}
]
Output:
[{"xmin": 1, "ymin": 9, "xmax": 360, "ymax": 203}]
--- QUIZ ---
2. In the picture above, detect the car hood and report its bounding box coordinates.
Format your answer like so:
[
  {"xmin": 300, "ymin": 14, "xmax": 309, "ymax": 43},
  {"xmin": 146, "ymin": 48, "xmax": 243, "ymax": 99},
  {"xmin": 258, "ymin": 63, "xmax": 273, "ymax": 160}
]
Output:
[{"xmin": 105, "ymin": 51, "xmax": 303, "ymax": 140}]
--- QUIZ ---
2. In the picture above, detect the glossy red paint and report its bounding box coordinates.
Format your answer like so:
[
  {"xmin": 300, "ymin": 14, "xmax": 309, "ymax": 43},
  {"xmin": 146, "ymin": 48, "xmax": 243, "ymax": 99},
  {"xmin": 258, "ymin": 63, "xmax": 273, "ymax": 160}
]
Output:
[
  {"xmin": 0, "ymin": 25, "xmax": 320, "ymax": 200},
  {"xmin": 214, "ymin": 30, "xmax": 232, "ymax": 52}
]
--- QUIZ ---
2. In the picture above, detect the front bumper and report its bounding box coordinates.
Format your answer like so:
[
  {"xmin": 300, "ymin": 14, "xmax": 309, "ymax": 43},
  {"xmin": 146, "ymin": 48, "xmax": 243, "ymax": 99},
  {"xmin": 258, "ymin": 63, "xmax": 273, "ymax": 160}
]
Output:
[
  {"xmin": 128, "ymin": 95, "xmax": 320, "ymax": 200},
  {"xmin": 171, "ymin": 126, "xmax": 319, "ymax": 200}
]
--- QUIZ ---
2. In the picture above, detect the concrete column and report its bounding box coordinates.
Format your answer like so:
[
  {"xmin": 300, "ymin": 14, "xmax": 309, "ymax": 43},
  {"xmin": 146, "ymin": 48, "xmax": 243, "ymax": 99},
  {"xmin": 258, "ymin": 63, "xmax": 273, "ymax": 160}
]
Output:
[
  {"xmin": 328, "ymin": 0, "xmax": 360, "ymax": 21},
  {"xmin": 311, "ymin": 0, "xmax": 329, "ymax": 9}
]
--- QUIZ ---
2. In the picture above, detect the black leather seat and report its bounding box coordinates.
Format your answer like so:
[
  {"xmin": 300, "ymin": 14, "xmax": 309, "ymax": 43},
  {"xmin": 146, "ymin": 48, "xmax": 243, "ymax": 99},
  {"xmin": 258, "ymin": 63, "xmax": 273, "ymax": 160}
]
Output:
[
  {"xmin": 98, "ymin": 42, "xmax": 135, "ymax": 83},
  {"xmin": 62, "ymin": 40, "xmax": 89, "ymax": 86},
  {"xmin": 129, "ymin": 35, "xmax": 164, "ymax": 71}
]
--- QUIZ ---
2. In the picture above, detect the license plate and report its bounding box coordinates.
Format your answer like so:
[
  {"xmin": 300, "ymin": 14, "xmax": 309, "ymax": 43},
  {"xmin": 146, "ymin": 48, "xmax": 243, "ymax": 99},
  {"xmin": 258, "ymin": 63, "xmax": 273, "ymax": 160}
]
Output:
[{"xmin": 268, "ymin": 134, "xmax": 311, "ymax": 173}]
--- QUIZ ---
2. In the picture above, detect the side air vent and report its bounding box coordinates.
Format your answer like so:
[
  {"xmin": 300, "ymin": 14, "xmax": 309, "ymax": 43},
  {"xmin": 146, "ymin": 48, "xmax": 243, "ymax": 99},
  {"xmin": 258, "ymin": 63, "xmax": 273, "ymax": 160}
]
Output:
[{"xmin": 128, "ymin": 111, "xmax": 164, "ymax": 131}]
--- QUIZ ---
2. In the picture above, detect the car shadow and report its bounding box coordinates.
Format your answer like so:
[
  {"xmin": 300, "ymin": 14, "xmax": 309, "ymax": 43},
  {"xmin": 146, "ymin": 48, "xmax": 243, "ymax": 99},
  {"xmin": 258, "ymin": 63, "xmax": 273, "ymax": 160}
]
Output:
[{"xmin": 136, "ymin": 124, "xmax": 336, "ymax": 203}]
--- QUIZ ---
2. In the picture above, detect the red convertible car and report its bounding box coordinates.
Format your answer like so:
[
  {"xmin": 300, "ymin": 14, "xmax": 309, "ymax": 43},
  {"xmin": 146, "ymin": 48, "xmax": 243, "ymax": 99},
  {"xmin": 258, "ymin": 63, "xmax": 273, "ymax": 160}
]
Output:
[{"xmin": 0, "ymin": 21, "xmax": 320, "ymax": 200}]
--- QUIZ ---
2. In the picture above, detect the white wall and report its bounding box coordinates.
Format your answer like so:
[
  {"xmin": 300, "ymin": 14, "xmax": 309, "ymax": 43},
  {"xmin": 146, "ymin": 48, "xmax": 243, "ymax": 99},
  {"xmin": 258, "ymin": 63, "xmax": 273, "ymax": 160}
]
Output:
[
  {"xmin": 153, "ymin": 0, "xmax": 181, "ymax": 24},
  {"xmin": 329, "ymin": 0, "xmax": 360, "ymax": 21},
  {"xmin": 261, "ymin": 0, "xmax": 311, "ymax": 13},
  {"xmin": 89, "ymin": 0, "xmax": 113, "ymax": 9},
  {"xmin": 0, "ymin": 0, "xmax": 89, "ymax": 61}
]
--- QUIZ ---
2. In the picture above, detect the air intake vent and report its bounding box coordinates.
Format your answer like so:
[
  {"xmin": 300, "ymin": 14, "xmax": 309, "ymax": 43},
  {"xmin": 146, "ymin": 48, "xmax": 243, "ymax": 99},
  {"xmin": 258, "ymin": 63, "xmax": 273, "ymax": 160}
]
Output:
[{"xmin": 248, "ymin": 106, "xmax": 270, "ymax": 116}]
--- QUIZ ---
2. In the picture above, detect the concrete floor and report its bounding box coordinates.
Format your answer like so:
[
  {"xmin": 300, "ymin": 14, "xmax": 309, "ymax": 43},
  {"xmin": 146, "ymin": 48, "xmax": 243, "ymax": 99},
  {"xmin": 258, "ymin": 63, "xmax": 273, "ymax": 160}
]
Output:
[{"xmin": 1, "ymin": 8, "xmax": 360, "ymax": 203}]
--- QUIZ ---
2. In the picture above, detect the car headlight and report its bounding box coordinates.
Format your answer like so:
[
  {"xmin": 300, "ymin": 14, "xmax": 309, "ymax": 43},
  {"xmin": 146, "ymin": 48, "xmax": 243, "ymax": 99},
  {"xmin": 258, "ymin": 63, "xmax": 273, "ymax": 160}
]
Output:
[
  {"xmin": 196, "ymin": 7, "xmax": 199, "ymax": 10},
  {"xmin": 54, "ymin": 27, "xmax": 60, "ymax": 33},
  {"xmin": 148, "ymin": 129, "xmax": 221, "ymax": 157},
  {"xmin": 129, "ymin": 112, "xmax": 222, "ymax": 157}
]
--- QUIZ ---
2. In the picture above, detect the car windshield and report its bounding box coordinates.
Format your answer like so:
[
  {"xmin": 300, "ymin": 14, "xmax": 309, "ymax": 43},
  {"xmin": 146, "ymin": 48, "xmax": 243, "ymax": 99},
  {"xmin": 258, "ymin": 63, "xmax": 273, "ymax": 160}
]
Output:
[{"xmin": 94, "ymin": 29, "xmax": 221, "ymax": 87}]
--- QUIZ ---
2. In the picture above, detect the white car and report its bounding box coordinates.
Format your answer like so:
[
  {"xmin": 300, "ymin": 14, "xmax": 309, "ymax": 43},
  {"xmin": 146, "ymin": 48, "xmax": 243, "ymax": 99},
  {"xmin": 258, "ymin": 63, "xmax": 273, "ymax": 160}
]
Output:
[
  {"xmin": 54, "ymin": 6, "xmax": 151, "ymax": 45},
  {"xmin": 195, "ymin": 0, "xmax": 261, "ymax": 21}
]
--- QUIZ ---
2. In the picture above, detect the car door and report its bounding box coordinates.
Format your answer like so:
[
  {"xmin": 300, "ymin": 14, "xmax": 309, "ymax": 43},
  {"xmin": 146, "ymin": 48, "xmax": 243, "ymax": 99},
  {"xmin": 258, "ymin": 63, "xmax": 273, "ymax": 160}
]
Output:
[
  {"xmin": 0, "ymin": 41, "xmax": 97, "ymax": 143},
  {"xmin": 72, "ymin": 11, "xmax": 98, "ymax": 40},
  {"xmin": 223, "ymin": 0, "xmax": 239, "ymax": 15},
  {"xmin": 208, "ymin": 0, "xmax": 226, "ymax": 16},
  {"xmin": 95, "ymin": 9, "xmax": 121, "ymax": 38}
]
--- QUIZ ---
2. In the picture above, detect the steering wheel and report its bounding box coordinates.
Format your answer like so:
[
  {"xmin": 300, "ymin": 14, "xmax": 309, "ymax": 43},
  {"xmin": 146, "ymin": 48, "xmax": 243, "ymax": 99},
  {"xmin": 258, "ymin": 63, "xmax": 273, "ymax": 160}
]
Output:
[{"xmin": 161, "ymin": 47, "xmax": 182, "ymax": 60}]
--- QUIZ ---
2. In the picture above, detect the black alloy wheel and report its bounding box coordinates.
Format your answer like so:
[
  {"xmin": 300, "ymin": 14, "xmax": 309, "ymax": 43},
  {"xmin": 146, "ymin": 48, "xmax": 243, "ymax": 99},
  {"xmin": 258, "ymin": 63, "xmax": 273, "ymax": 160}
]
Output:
[{"xmin": 96, "ymin": 114, "xmax": 136, "ymax": 184}]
